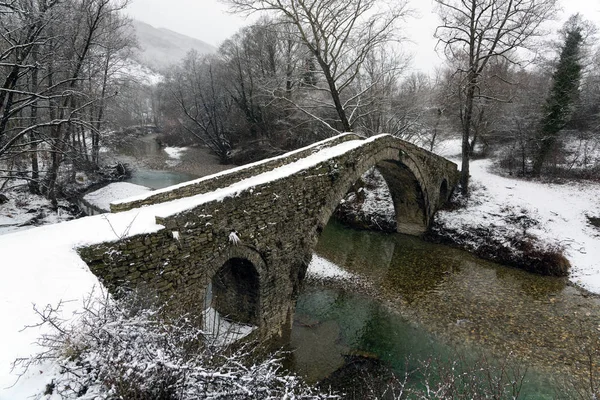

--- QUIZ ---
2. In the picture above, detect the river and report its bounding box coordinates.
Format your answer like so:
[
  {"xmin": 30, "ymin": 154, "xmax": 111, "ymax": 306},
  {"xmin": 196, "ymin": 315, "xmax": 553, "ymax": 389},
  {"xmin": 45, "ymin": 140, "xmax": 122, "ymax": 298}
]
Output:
[
  {"xmin": 288, "ymin": 219, "xmax": 600, "ymax": 398},
  {"xmin": 105, "ymin": 133, "xmax": 231, "ymax": 187},
  {"xmin": 101, "ymin": 135, "xmax": 600, "ymax": 398}
]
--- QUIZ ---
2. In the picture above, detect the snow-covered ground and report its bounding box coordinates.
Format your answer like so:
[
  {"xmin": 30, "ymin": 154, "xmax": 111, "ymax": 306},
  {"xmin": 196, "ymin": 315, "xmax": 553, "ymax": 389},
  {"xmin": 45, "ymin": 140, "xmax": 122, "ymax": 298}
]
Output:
[
  {"xmin": 0, "ymin": 134, "xmax": 383, "ymax": 398},
  {"xmin": 433, "ymin": 138, "xmax": 600, "ymax": 293},
  {"xmin": 562, "ymin": 134, "xmax": 600, "ymax": 170},
  {"xmin": 335, "ymin": 168, "xmax": 396, "ymax": 231},
  {"xmin": 164, "ymin": 146, "xmax": 188, "ymax": 167},
  {"xmin": 436, "ymin": 158, "xmax": 600, "ymax": 292},
  {"xmin": 307, "ymin": 254, "xmax": 356, "ymax": 281},
  {"xmin": 0, "ymin": 190, "xmax": 74, "ymax": 236},
  {"xmin": 83, "ymin": 182, "xmax": 152, "ymax": 212},
  {"xmin": 115, "ymin": 59, "xmax": 163, "ymax": 86},
  {"xmin": 202, "ymin": 307, "xmax": 256, "ymax": 347},
  {"xmin": 164, "ymin": 146, "xmax": 188, "ymax": 160}
]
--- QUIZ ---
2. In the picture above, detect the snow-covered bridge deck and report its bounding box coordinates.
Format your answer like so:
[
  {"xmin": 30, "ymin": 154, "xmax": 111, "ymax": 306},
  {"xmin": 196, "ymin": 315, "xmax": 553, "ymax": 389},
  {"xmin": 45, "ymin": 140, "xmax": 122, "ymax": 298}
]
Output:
[{"xmin": 0, "ymin": 133, "xmax": 459, "ymax": 395}]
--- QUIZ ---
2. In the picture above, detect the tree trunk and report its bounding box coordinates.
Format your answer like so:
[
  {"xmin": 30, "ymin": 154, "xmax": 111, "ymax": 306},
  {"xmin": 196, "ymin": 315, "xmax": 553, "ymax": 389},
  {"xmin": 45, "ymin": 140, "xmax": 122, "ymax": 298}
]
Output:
[
  {"xmin": 29, "ymin": 53, "xmax": 40, "ymax": 194},
  {"xmin": 317, "ymin": 59, "xmax": 351, "ymax": 132},
  {"xmin": 460, "ymin": 80, "xmax": 476, "ymax": 195}
]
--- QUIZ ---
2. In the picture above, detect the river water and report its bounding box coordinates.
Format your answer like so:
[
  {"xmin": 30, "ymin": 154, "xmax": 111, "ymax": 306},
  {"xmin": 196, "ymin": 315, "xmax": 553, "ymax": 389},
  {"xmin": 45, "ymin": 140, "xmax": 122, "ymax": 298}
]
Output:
[
  {"xmin": 289, "ymin": 220, "xmax": 600, "ymax": 398},
  {"xmin": 100, "ymin": 135, "xmax": 600, "ymax": 398},
  {"xmin": 106, "ymin": 133, "xmax": 230, "ymax": 188}
]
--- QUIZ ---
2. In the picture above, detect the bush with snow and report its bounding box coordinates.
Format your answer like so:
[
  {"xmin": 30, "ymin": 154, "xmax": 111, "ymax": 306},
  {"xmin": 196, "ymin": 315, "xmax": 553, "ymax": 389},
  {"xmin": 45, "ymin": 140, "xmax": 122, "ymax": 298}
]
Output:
[
  {"xmin": 429, "ymin": 184, "xmax": 571, "ymax": 276},
  {"xmin": 19, "ymin": 289, "xmax": 337, "ymax": 400}
]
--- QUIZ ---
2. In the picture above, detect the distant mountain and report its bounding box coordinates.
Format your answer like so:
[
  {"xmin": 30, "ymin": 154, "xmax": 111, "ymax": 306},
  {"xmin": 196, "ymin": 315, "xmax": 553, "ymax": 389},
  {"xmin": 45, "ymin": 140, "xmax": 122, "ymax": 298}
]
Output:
[{"xmin": 131, "ymin": 20, "xmax": 216, "ymax": 71}]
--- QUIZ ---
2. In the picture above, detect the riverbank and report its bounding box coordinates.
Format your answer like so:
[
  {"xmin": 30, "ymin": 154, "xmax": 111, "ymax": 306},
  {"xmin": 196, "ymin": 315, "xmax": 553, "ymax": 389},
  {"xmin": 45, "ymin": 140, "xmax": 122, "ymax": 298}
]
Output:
[
  {"xmin": 0, "ymin": 162, "xmax": 131, "ymax": 235},
  {"xmin": 339, "ymin": 138, "xmax": 600, "ymax": 291},
  {"xmin": 428, "ymin": 139, "xmax": 600, "ymax": 291},
  {"xmin": 432, "ymin": 157, "xmax": 600, "ymax": 293},
  {"xmin": 103, "ymin": 133, "xmax": 232, "ymax": 179},
  {"xmin": 305, "ymin": 221, "xmax": 600, "ymax": 396},
  {"xmin": 0, "ymin": 186, "xmax": 78, "ymax": 235}
]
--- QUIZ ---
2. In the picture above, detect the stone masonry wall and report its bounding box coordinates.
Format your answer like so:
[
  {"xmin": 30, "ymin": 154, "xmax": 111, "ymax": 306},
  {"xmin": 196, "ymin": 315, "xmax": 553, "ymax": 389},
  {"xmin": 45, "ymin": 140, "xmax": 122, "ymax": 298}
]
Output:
[
  {"xmin": 110, "ymin": 133, "xmax": 362, "ymax": 213},
  {"xmin": 81, "ymin": 134, "xmax": 459, "ymax": 343}
]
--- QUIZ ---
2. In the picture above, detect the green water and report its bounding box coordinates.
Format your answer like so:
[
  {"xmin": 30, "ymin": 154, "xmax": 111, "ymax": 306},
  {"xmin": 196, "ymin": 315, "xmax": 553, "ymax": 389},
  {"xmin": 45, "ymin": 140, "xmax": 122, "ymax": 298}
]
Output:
[
  {"xmin": 126, "ymin": 169, "xmax": 197, "ymax": 189},
  {"xmin": 289, "ymin": 220, "xmax": 600, "ymax": 398}
]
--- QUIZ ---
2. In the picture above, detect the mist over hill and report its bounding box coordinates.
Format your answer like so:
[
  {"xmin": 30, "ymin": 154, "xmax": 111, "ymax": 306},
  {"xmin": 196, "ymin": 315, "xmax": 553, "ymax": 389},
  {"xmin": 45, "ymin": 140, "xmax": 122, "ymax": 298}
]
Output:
[{"xmin": 131, "ymin": 20, "xmax": 216, "ymax": 71}]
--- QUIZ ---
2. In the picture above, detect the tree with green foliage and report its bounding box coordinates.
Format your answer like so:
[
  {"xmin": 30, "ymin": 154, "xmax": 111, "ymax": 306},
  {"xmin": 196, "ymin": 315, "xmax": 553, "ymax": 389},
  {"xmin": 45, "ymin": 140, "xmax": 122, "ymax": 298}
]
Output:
[{"xmin": 532, "ymin": 16, "xmax": 584, "ymax": 176}]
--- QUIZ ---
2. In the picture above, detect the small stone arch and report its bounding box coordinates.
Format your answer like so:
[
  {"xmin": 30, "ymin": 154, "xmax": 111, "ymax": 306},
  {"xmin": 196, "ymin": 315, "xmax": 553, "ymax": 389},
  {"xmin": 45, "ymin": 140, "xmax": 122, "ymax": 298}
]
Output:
[{"xmin": 206, "ymin": 246, "xmax": 266, "ymax": 326}]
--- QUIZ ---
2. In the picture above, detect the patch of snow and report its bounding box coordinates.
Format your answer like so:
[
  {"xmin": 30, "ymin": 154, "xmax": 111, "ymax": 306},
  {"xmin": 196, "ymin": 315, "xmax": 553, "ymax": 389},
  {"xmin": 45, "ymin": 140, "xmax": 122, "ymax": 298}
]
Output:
[
  {"xmin": 433, "ymin": 138, "xmax": 462, "ymax": 158},
  {"xmin": 307, "ymin": 254, "xmax": 355, "ymax": 280},
  {"xmin": 202, "ymin": 307, "xmax": 256, "ymax": 348},
  {"xmin": 115, "ymin": 59, "xmax": 163, "ymax": 86},
  {"xmin": 164, "ymin": 147, "xmax": 188, "ymax": 167},
  {"xmin": 228, "ymin": 231, "xmax": 241, "ymax": 245},
  {"xmin": 83, "ymin": 182, "xmax": 152, "ymax": 212},
  {"xmin": 436, "ymin": 158, "xmax": 600, "ymax": 293},
  {"xmin": 360, "ymin": 168, "xmax": 395, "ymax": 224},
  {"xmin": 164, "ymin": 146, "xmax": 188, "ymax": 160},
  {"xmin": 561, "ymin": 134, "xmax": 600, "ymax": 170},
  {"xmin": 0, "ymin": 134, "xmax": 376, "ymax": 396}
]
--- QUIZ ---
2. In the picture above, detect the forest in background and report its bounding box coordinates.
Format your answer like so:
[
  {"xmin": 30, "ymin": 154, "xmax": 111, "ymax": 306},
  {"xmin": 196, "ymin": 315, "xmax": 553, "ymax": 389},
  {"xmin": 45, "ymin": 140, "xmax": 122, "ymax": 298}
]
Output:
[{"xmin": 1, "ymin": 0, "xmax": 599, "ymax": 207}]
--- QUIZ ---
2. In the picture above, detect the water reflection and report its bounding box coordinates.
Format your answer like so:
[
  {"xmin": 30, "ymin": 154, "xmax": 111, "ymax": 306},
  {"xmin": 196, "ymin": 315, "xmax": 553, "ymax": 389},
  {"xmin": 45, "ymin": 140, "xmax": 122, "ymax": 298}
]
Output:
[{"xmin": 290, "ymin": 220, "xmax": 600, "ymax": 396}]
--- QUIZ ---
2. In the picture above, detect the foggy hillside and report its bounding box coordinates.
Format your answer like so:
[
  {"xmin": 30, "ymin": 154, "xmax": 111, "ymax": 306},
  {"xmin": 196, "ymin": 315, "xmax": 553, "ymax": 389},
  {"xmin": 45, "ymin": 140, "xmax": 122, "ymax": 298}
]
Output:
[{"xmin": 131, "ymin": 19, "xmax": 216, "ymax": 71}]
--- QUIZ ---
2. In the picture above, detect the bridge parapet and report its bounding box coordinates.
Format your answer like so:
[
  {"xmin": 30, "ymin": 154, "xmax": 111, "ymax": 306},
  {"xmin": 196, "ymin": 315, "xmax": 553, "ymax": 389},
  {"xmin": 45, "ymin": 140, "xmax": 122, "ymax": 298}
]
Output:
[
  {"xmin": 82, "ymin": 133, "xmax": 459, "ymax": 344},
  {"xmin": 110, "ymin": 133, "xmax": 361, "ymax": 213}
]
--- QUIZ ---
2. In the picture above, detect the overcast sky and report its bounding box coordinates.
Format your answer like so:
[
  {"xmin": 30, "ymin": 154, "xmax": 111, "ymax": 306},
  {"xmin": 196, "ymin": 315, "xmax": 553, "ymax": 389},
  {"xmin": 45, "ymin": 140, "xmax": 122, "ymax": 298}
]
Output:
[{"xmin": 125, "ymin": 0, "xmax": 600, "ymax": 73}]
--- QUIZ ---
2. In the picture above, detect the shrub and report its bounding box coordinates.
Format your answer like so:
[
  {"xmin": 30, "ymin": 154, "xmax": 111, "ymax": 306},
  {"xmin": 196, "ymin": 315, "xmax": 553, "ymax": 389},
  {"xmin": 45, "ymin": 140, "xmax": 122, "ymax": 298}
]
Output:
[
  {"xmin": 17, "ymin": 288, "xmax": 337, "ymax": 400},
  {"xmin": 426, "ymin": 224, "xmax": 570, "ymax": 277},
  {"xmin": 320, "ymin": 353, "xmax": 529, "ymax": 400}
]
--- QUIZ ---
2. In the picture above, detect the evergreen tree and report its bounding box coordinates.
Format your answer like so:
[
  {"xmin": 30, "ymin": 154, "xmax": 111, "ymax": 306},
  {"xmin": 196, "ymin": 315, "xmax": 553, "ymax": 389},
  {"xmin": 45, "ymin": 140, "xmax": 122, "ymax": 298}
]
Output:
[{"xmin": 532, "ymin": 17, "xmax": 584, "ymax": 176}]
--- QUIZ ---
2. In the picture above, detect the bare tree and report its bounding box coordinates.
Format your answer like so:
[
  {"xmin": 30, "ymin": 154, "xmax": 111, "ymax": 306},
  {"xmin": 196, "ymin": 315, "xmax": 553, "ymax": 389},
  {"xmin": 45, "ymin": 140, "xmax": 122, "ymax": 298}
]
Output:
[
  {"xmin": 219, "ymin": 18, "xmax": 295, "ymax": 141},
  {"xmin": 226, "ymin": 0, "xmax": 409, "ymax": 133},
  {"xmin": 0, "ymin": 0, "xmax": 59, "ymax": 159},
  {"xmin": 0, "ymin": 0, "xmax": 135, "ymax": 204},
  {"xmin": 166, "ymin": 52, "xmax": 235, "ymax": 163},
  {"xmin": 351, "ymin": 48, "xmax": 411, "ymax": 138},
  {"xmin": 86, "ymin": 10, "xmax": 136, "ymax": 164},
  {"xmin": 434, "ymin": 0, "xmax": 557, "ymax": 194}
]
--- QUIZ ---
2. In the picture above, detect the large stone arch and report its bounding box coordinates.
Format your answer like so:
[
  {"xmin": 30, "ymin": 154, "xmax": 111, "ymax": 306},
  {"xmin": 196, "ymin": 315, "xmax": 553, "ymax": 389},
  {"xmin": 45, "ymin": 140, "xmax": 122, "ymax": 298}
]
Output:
[{"xmin": 313, "ymin": 145, "xmax": 431, "ymax": 241}]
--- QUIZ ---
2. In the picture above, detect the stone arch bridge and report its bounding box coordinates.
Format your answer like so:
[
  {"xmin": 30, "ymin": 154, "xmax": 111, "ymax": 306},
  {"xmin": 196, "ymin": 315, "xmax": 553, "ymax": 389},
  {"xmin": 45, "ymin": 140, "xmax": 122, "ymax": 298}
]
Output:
[{"xmin": 79, "ymin": 133, "xmax": 459, "ymax": 342}]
